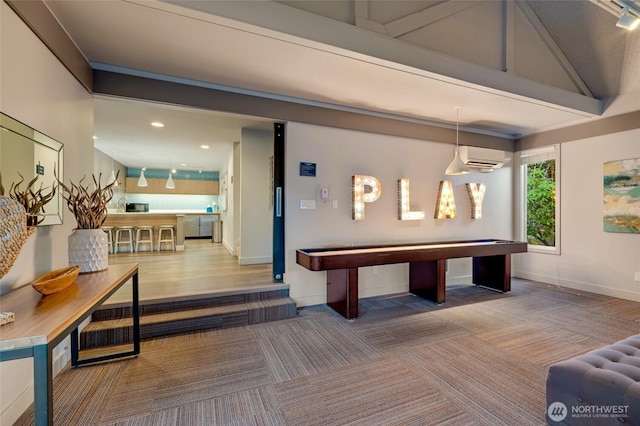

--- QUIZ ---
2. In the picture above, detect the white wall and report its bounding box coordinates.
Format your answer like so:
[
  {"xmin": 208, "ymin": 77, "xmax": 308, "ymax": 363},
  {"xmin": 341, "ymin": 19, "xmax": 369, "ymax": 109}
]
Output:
[
  {"xmin": 514, "ymin": 129, "xmax": 640, "ymax": 301},
  {"xmin": 233, "ymin": 141, "xmax": 241, "ymax": 255},
  {"xmin": 239, "ymin": 128, "xmax": 273, "ymax": 264},
  {"xmin": 0, "ymin": 3, "xmax": 93, "ymax": 423},
  {"xmin": 220, "ymin": 148, "xmax": 235, "ymax": 254},
  {"xmin": 284, "ymin": 122, "xmax": 514, "ymax": 307}
]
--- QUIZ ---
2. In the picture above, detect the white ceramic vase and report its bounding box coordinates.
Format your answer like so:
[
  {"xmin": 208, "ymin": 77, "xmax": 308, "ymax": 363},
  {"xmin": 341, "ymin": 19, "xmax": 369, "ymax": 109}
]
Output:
[{"xmin": 68, "ymin": 229, "xmax": 108, "ymax": 274}]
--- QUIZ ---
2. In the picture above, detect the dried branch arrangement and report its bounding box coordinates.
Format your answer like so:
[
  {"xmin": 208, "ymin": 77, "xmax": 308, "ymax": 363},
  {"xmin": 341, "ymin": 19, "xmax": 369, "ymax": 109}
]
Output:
[
  {"xmin": 57, "ymin": 171, "xmax": 119, "ymax": 229},
  {"xmin": 2, "ymin": 172, "xmax": 57, "ymax": 226}
]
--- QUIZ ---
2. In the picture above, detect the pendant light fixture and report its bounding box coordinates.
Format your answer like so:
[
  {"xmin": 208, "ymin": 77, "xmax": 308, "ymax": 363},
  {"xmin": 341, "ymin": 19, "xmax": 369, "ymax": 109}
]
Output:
[
  {"xmin": 109, "ymin": 152, "xmax": 118, "ymax": 187},
  {"xmin": 445, "ymin": 106, "xmax": 470, "ymax": 176},
  {"xmin": 165, "ymin": 157, "xmax": 175, "ymax": 189},
  {"xmin": 165, "ymin": 172, "xmax": 175, "ymax": 189},
  {"xmin": 137, "ymin": 154, "xmax": 148, "ymax": 187}
]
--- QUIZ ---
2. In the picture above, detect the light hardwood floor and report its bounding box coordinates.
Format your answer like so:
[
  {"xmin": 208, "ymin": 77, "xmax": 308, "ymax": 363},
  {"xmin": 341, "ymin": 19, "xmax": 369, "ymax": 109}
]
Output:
[{"xmin": 105, "ymin": 239, "xmax": 274, "ymax": 305}]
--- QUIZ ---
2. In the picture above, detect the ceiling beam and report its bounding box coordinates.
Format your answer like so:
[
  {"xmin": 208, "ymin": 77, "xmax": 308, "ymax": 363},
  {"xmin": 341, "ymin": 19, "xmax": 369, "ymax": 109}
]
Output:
[
  {"xmin": 161, "ymin": 0, "xmax": 601, "ymax": 117},
  {"xmin": 516, "ymin": 1, "xmax": 594, "ymax": 97},
  {"xmin": 384, "ymin": 1, "xmax": 480, "ymax": 38},
  {"xmin": 5, "ymin": 0, "xmax": 92, "ymax": 92},
  {"xmin": 93, "ymin": 69, "xmax": 516, "ymax": 151}
]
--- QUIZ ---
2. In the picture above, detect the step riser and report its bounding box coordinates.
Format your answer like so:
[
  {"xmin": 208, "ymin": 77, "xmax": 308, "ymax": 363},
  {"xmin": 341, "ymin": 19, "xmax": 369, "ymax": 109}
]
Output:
[
  {"xmin": 81, "ymin": 300, "xmax": 297, "ymax": 349},
  {"xmin": 92, "ymin": 289, "xmax": 292, "ymax": 321}
]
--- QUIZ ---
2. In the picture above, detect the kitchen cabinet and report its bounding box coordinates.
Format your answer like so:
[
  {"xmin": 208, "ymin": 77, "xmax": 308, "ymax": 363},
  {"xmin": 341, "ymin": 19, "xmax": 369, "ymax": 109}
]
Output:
[
  {"xmin": 184, "ymin": 214, "xmax": 219, "ymax": 238},
  {"xmin": 184, "ymin": 215, "xmax": 200, "ymax": 238},
  {"xmin": 126, "ymin": 178, "xmax": 218, "ymax": 195}
]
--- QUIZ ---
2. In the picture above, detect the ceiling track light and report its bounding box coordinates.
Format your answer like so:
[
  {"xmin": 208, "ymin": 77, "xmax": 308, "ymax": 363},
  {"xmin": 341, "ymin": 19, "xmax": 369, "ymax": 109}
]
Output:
[{"xmin": 616, "ymin": 6, "xmax": 640, "ymax": 30}]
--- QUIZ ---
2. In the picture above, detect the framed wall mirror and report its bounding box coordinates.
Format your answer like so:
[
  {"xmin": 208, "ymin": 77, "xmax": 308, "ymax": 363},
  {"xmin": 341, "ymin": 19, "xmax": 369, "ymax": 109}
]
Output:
[{"xmin": 0, "ymin": 112, "xmax": 64, "ymax": 226}]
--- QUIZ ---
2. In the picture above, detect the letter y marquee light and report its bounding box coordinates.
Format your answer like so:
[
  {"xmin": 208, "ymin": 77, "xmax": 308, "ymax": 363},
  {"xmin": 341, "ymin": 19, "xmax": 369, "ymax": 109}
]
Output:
[
  {"xmin": 352, "ymin": 175, "xmax": 382, "ymax": 220},
  {"xmin": 466, "ymin": 183, "xmax": 487, "ymax": 219},
  {"xmin": 397, "ymin": 179, "xmax": 425, "ymax": 220},
  {"xmin": 434, "ymin": 180, "xmax": 457, "ymax": 219}
]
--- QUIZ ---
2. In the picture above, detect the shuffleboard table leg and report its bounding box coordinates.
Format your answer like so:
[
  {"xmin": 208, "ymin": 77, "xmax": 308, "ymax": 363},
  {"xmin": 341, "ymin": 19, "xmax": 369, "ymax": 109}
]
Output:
[
  {"xmin": 472, "ymin": 254, "xmax": 511, "ymax": 292},
  {"xmin": 409, "ymin": 259, "xmax": 446, "ymax": 304},
  {"xmin": 327, "ymin": 268, "xmax": 358, "ymax": 319}
]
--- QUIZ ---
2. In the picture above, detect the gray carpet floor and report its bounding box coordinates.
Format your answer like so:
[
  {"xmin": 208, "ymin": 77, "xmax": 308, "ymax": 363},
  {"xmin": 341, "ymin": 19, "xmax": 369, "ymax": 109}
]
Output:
[{"xmin": 15, "ymin": 279, "xmax": 640, "ymax": 425}]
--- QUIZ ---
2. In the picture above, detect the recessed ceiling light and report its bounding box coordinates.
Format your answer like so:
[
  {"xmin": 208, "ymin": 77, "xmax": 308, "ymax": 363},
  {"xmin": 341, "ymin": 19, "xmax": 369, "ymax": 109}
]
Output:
[
  {"xmin": 151, "ymin": 121, "xmax": 164, "ymax": 128},
  {"xmin": 180, "ymin": 163, "xmax": 187, "ymax": 166},
  {"xmin": 200, "ymin": 145, "xmax": 210, "ymax": 149}
]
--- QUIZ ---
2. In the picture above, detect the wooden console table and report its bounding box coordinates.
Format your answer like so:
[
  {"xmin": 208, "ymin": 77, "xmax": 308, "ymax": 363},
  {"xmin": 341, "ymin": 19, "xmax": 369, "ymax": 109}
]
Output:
[
  {"xmin": 0, "ymin": 263, "xmax": 140, "ymax": 426},
  {"xmin": 296, "ymin": 239, "xmax": 527, "ymax": 319}
]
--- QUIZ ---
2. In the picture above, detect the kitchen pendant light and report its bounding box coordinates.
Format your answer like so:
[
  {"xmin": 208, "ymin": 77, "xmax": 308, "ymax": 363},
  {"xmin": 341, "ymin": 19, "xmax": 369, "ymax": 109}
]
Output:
[
  {"xmin": 109, "ymin": 152, "xmax": 118, "ymax": 187},
  {"xmin": 445, "ymin": 106, "xmax": 470, "ymax": 176},
  {"xmin": 108, "ymin": 170, "xmax": 118, "ymax": 186},
  {"xmin": 137, "ymin": 154, "xmax": 148, "ymax": 187},
  {"xmin": 165, "ymin": 172, "xmax": 175, "ymax": 189},
  {"xmin": 137, "ymin": 169, "xmax": 148, "ymax": 187}
]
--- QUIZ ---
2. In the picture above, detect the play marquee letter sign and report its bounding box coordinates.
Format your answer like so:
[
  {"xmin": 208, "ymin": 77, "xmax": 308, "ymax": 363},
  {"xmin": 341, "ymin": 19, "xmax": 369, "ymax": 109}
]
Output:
[{"xmin": 352, "ymin": 175, "xmax": 486, "ymax": 220}]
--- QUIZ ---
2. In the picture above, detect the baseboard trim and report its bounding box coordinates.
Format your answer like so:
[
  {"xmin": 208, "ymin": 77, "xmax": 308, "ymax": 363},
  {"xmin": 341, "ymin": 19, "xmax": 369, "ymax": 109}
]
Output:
[
  {"xmin": 238, "ymin": 256, "xmax": 272, "ymax": 265},
  {"xmin": 1, "ymin": 380, "xmax": 33, "ymax": 426},
  {"xmin": 514, "ymin": 271, "xmax": 640, "ymax": 302}
]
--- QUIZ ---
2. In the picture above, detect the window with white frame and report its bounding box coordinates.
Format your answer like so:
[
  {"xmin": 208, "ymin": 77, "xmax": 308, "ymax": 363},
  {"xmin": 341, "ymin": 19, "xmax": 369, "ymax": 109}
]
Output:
[{"xmin": 519, "ymin": 145, "xmax": 560, "ymax": 254}]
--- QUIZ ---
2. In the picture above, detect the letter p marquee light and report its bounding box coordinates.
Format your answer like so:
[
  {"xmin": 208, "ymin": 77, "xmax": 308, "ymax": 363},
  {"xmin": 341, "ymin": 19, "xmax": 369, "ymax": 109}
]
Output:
[{"xmin": 352, "ymin": 175, "xmax": 381, "ymax": 220}]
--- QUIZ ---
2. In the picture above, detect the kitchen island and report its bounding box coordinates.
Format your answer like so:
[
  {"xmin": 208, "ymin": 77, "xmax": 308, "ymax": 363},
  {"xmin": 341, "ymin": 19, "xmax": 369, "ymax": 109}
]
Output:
[
  {"xmin": 104, "ymin": 212, "xmax": 186, "ymax": 250},
  {"xmin": 104, "ymin": 210, "xmax": 220, "ymax": 251}
]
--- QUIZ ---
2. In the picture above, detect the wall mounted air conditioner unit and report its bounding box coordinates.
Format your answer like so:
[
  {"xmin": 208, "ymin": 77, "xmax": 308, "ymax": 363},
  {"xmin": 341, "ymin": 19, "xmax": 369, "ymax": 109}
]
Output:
[{"xmin": 459, "ymin": 146, "xmax": 505, "ymax": 171}]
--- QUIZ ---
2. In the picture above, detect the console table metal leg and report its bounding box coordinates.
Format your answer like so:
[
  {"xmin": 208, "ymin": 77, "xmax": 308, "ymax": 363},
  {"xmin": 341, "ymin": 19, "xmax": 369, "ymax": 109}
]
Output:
[
  {"xmin": 327, "ymin": 268, "xmax": 358, "ymax": 319},
  {"xmin": 33, "ymin": 344, "xmax": 52, "ymax": 426},
  {"xmin": 71, "ymin": 270, "xmax": 140, "ymax": 366},
  {"xmin": 409, "ymin": 259, "xmax": 446, "ymax": 304},
  {"xmin": 132, "ymin": 270, "xmax": 140, "ymax": 355}
]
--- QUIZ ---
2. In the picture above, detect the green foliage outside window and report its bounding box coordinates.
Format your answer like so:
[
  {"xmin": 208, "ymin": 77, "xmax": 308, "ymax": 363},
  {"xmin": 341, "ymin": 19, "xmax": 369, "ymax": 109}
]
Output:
[{"xmin": 527, "ymin": 159, "xmax": 556, "ymax": 246}]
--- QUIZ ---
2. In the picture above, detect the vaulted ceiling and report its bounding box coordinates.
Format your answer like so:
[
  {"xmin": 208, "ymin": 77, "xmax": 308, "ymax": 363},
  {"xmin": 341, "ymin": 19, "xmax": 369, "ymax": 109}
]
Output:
[{"xmin": 37, "ymin": 0, "xmax": 640, "ymax": 170}]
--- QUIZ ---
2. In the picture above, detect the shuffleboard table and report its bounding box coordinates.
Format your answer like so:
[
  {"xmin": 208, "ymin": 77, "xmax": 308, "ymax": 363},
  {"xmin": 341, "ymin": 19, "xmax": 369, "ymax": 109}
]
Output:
[{"xmin": 296, "ymin": 239, "xmax": 527, "ymax": 319}]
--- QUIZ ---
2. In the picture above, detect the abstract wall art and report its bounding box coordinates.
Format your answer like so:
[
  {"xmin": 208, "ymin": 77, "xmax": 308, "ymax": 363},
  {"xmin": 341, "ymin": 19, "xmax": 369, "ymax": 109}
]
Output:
[{"xmin": 603, "ymin": 158, "xmax": 640, "ymax": 233}]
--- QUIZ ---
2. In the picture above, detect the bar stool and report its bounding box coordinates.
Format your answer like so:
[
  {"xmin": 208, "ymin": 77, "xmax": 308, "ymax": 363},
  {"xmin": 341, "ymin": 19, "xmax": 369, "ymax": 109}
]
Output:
[
  {"xmin": 157, "ymin": 225, "xmax": 175, "ymax": 251},
  {"xmin": 102, "ymin": 226, "xmax": 115, "ymax": 254},
  {"xmin": 114, "ymin": 226, "xmax": 135, "ymax": 253},
  {"xmin": 135, "ymin": 225, "xmax": 154, "ymax": 252}
]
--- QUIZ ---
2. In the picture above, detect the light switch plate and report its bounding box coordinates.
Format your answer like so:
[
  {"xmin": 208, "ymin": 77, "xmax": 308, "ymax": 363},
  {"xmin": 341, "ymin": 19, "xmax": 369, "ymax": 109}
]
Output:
[
  {"xmin": 332, "ymin": 200, "xmax": 338, "ymax": 209},
  {"xmin": 300, "ymin": 200, "xmax": 316, "ymax": 209}
]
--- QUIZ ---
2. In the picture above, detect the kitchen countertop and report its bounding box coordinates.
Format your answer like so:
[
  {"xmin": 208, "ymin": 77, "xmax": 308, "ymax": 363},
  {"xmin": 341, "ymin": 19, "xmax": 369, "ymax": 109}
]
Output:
[{"xmin": 107, "ymin": 210, "xmax": 220, "ymax": 215}]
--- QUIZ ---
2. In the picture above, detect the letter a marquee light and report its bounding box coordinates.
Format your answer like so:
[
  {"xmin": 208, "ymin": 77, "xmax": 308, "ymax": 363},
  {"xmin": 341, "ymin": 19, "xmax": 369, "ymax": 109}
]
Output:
[{"xmin": 434, "ymin": 180, "xmax": 457, "ymax": 219}]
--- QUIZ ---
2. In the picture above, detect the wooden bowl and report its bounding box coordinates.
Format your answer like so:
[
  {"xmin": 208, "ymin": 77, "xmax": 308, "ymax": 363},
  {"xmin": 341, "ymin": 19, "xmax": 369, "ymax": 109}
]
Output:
[{"xmin": 32, "ymin": 265, "xmax": 81, "ymax": 295}]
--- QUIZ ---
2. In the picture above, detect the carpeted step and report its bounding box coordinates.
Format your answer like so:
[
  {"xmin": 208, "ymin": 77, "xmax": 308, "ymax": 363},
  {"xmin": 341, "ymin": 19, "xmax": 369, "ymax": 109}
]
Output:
[
  {"xmin": 80, "ymin": 297, "xmax": 297, "ymax": 349},
  {"xmin": 91, "ymin": 288, "xmax": 293, "ymax": 321}
]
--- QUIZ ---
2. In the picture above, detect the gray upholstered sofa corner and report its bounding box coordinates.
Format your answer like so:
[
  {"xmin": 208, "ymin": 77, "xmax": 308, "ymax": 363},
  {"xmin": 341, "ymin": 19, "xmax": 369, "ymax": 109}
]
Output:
[{"xmin": 545, "ymin": 334, "xmax": 640, "ymax": 425}]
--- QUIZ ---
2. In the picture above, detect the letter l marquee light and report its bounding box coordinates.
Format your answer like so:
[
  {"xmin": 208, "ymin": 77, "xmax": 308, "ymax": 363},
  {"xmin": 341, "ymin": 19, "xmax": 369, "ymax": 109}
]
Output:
[{"xmin": 397, "ymin": 179, "xmax": 425, "ymax": 220}]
